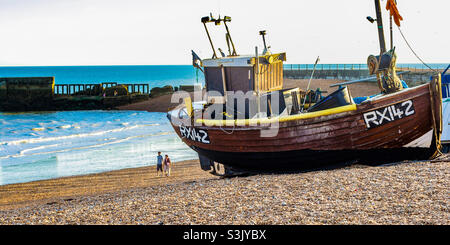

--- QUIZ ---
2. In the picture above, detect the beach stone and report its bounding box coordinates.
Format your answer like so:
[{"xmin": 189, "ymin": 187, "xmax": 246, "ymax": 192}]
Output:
[{"xmin": 0, "ymin": 159, "xmax": 448, "ymax": 225}]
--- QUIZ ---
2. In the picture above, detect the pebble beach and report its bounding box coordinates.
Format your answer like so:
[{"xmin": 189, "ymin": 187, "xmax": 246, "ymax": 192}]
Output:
[{"xmin": 0, "ymin": 158, "xmax": 448, "ymax": 225}]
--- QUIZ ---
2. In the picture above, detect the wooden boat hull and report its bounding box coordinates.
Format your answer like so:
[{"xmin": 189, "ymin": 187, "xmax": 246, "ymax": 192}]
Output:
[{"xmin": 168, "ymin": 77, "xmax": 443, "ymax": 172}]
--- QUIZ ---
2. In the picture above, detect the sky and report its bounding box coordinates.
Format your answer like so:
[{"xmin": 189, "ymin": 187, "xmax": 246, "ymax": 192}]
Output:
[{"xmin": 0, "ymin": 0, "xmax": 448, "ymax": 66}]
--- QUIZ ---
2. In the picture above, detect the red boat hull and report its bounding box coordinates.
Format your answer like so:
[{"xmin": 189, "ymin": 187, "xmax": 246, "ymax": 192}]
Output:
[{"xmin": 168, "ymin": 78, "xmax": 442, "ymax": 171}]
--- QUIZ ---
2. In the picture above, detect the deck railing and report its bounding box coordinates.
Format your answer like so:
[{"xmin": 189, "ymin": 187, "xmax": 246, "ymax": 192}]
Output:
[{"xmin": 54, "ymin": 82, "xmax": 150, "ymax": 96}]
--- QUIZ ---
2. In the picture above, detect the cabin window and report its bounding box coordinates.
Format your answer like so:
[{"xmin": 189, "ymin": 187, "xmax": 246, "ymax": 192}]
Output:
[
  {"xmin": 205, "ymin": 67, "xmax": 225, "ymax": 96},
  {"xmin": 224, "ymin": 67, "xmax": 254, "ymax": 93},
  {"xmin": 205, "ymin": 67, "xmax": 254, "ymax": 95}
]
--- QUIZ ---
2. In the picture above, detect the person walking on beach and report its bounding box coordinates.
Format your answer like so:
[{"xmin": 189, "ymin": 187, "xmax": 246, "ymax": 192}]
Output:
[
  {"xmin": 164, "ymin": 154, "xmax": 172, "ymax": 177},
  {"xmin": 156, "ymin": 152, "xmax": 163, "ymax": 177}
]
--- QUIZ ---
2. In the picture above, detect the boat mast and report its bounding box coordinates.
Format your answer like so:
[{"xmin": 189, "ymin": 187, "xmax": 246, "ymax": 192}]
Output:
[
  {"xmin": 389, "ymin": 0, "xmax": 398, "ymax": 50},
  {"xmin": 201, "ymin": 16, "xmax": 218, "ymax": 59},
  {"xmin": 223, "ymin": 16, "xmax": 237, "ymax": 56},
  {"xmin": 374, "ymin": 0, "xmax": 387, "ymax": 53},
  {"xmin": 389, "ymin": 15, "xmax": 393, "ymax": 50}
]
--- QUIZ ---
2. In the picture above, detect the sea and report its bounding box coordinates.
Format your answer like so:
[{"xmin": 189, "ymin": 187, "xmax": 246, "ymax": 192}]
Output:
[
  {"xmin": 0, "ymin": 65, "xmax": 204, "ymax": 185},
  {"xmin": 0, "ymin": 63, "xmax": 448, "ymax": 185}
]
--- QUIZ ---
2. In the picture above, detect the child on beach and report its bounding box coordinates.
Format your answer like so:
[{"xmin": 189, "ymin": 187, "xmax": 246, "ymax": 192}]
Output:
[
  {"xmin": 164, "ymin": 155, "xmax": 171, "ymax": 177},
  {"xmin": 156, "ymin": 152, "xmax": 163, "ymax": 177}
]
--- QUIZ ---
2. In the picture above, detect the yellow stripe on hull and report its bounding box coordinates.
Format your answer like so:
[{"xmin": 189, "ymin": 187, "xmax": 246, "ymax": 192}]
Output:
[{"xmin": 195, "ymin": 104, "xmax": 357, "ymax": 127}]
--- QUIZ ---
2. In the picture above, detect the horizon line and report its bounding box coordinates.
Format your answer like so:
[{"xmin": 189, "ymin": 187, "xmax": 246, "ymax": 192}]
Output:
[{"xmin": 0, "ymin": 62, "xmax": 448, "ymax": 67}]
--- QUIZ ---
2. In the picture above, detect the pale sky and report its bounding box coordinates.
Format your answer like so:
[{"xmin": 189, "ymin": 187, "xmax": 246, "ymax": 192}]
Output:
[{"xmin": 0, "ymin": 0, "xmax": 448, "ymax": 66}]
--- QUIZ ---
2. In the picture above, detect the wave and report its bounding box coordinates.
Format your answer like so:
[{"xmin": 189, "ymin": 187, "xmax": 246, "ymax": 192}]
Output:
[
  {"xmin": 19, "ymin": 144, "xmax": 60, "ymax": 155},
  {"xmin": 0, "ymin": 123, "xmax": 161, "ymax": 146},
  {"xmin": 0, "ymin": 131, "xmax": 174, "ymax": 160}
]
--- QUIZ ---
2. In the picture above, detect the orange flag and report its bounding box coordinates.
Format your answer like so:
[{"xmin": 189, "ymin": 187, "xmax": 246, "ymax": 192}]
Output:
[{"xmin": 386, "ymin": 0, "xmax": 403, "ymax": 26}]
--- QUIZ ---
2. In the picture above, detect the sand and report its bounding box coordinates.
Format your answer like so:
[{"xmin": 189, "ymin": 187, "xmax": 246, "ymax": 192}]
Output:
[
  {"xmin": 0, "ymin": 158, "xmax": 448, "ymax": 225},
  {"xmin": 0, "ymin": 160, "xmax": 215, "ymax": 211},
  {"xmin": 116, "ymin": 93, "xmax": 181, "ymax": 112},
  {"xmin": 117, "ymin": 92, "xmax": 194, "ymax": 112}
]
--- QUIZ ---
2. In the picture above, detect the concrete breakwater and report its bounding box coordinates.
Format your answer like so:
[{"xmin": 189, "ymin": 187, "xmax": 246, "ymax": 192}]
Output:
[
  {"xmin": 0, "ymin": 77, "xmax": 55, "ymax": 111},
  {"xmin": 0, "ymin": 77, "xmax": 149, "ymax": 111}
]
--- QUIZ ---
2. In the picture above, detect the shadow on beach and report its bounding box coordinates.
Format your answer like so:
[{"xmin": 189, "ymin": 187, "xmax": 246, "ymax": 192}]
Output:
[{"xmin": 226, "ymin": 153, "xmax": 449, "ymax": 178}]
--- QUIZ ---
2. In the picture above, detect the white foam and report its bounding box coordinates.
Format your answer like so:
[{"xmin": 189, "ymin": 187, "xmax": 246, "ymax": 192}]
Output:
[
  {"xmin": 0, "ymin": 131, "xmax": 174, "ymax": 160},
  {"xmin": 1, "ymin": 124, "xmax": 147, "ymax": 146}
]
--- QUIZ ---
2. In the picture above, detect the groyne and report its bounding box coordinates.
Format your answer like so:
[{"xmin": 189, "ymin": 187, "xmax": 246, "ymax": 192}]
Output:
[{"xmin": 0, "ymin": 77, "xmax": 205, "ymax": 112}]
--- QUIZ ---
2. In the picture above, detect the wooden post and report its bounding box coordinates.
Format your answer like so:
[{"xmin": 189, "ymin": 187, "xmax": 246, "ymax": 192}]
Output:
[{"xmin": 255, "ymin": 46, "xmax": 260, "ymax": 114}]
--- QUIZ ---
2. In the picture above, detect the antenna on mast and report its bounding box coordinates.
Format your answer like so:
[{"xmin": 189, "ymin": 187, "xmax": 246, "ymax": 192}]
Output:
[
  {"xmin": 201, "ymin": 15, "xmax": 237, "ymax": 58},
  {"xmin": 259, "ymin": 30, "xmax": 270, "ymax": 55}
]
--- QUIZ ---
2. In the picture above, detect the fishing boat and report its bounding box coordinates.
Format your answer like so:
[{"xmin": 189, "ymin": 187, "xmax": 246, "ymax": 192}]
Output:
[{"xmin": 167, "ymin": 1, "xmax": 443, "ymax": 176}]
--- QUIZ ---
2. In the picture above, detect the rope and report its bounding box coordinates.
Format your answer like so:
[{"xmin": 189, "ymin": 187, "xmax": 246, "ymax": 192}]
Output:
[
  {"xmin": 220, "ymin": 105, "xmax": 237, "ymax": 134},
  {"xmin": 397, "ymin": 26, "xmax": 438, "ymax": 73},
  {"xmin": 220, "ymin": 124, "xmax": 235, "ymax": 134},
  {"xmin": 301, "ymin": 56, "xmax": 320, "ymax": 112},
  {"xmin": 428, "ymin": 77, "xmax": 444, "ymax": 158}
]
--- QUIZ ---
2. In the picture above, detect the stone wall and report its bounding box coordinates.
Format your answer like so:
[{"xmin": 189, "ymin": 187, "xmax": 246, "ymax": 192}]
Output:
[
  {"xmin": 284, "ymin": 69, "xmax": 435, "ymax": 86},
  {"xmin": 0, "ymin": 77, "xmax": 54, "ymax": 111}
]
